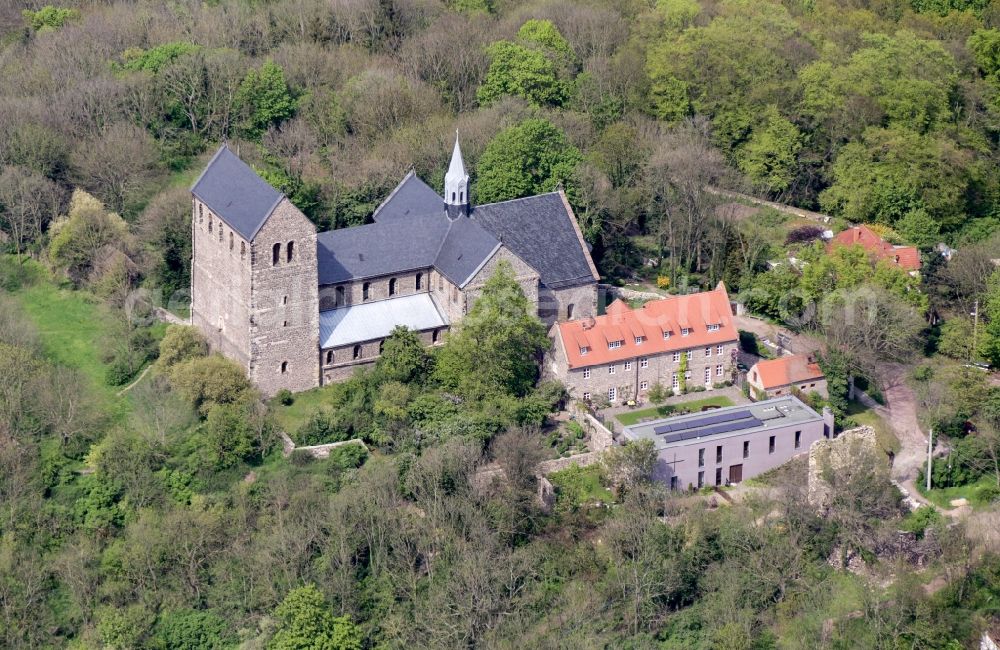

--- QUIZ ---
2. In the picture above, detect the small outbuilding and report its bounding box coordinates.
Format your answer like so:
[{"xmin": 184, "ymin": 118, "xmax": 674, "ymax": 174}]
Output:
[{"xmin": 747, "ymin": 354, "xmax": 827, "ymax": 401}]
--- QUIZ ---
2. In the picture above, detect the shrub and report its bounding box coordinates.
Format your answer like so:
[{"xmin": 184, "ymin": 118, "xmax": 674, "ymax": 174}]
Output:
[
  {"xmin": 157, "ymin": 325, "xmax": 208, "ymax": 371},
  {"xmin": 276, "ymin": 388, "xmax": 294, "ymax": 406},
  {"xmin": 295, "ymin": 408, "xmax": 350, "ymax": 446},
  {"xmin": 105, "ymin": 359, "xmax": 135, "ymax": 386},
  {"xmin": 785, "ymin": 225, "xmax": 825, "ymax": 245},
  {"xmin": 168, "ymin": 355, "xmax": 253, "ymax": 416}
]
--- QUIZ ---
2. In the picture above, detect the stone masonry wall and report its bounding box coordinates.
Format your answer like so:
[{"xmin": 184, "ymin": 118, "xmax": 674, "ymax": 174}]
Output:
[
  {"xmin": 320, "ymin": 328, "xmax": 442, "ymax": 384},
  {"xmin": 556, "ymin": 338, "xmax": 739, "ymax": 404},
  {"xmin": 318, "ymin": 268, "xmax": 432, "ymax": 311},
  {"xmin": 249, "ymin": 199, "xmax": 320, "ymax": 396},
  {"xmin": 462, "ymin": 246, "xmax": 540, "ymax": 314},
  {"xmin": 807, "ymin": 426, "xmax": 878, "ymax": 514},
  {"xmin": 540, "ymin": 282, "xmax": 599, "ymax": 327},
  {"xmin": 191, "ymin": 199, "xmax": 252, "ymax": 368}
]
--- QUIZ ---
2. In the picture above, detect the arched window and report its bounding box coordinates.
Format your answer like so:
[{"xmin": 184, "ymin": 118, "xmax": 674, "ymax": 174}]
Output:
[
  {"xmin": 432, "ymin": 329, "xmax": 439, "ymax": 344},
  {"xmin": 335, "ymin": 286, "xmax": 345, "ymax": 306},
  {"xmin": 208, "ymin": 217, "xmax": 213, "ymax": 233},
  {"xmin": 280, "ymin": 361, "xmax": 288, "ymax": 374},
  {"xmin": 286, "ymin": 241, "xmax": 294, "ymax": 263},
  {"xmin": 326, "ymin": 350, "xmax": 334, "ymax": 364},
  {"xmin": 460, "ymin": 191, "xmax": 464, "ymax": 202},
  {"xmin": 362, "ymin": 282, "xmax": 370, "ymax": 301},
  {"xmin": 240, "ymin": 241, "xmax": 246, "ymax": 258},
  {"xmin": 353, "ymin": 345, "xmax": 362, "ymax": 360},
  {"xmin": 388, "ymin": 278, "xmax": 397, "ymax": 296},
  {"xmin": 272, "ymin": 243, "xmax": 281, "ymax": 265},
  {"xmin": 218, "ymin": 226, "xmax": 223, "ymax": 242},
  {"xmin": 229, "ymin": 231, "xmax": 234, "ymax": 251},
  {"xmin": 451, "ymin": 192, "xmax": 456, "ymax": 201},
  {"xmin": 415, "ymin": 273, "xmax": 422, "ymax": 291},
  {"xmin": 566, "ymin": 303, "xmax": 575, "ymax": 319},
  {"xmin": 438, "ymin": 274, "xmax": 443, "ymax": 290},
  {"xmin": 198, "ymin": 203, "xmax": 203, "ymax": 223}
]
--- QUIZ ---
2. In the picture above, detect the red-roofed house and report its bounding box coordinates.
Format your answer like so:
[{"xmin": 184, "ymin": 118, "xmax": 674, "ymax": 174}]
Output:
[
  {"xmin": 747, "ymin": 354, "xmax": 826, "ymax": 401},
  {"xmin": 828, "ymin": 225, "xmax": 920, "ymax": 272},
  {"xmin": 549, "ymin": 283, "xmax": 739, "ymax": 404}
]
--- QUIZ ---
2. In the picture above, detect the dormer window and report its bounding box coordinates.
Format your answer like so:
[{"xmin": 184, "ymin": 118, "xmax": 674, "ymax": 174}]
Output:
[
  {"xmin": 707, "ymin": 323, "xmax": 720, "ymax": 332},
  {"xmin": 681, "ymin": 327, "xmax": 691, "ymax": 336},
  {"xmin": 580, "ymin": 346, "xmax": 590, "ymax": 356},
  {"xmin": 635, "ymin": 336, "xmax": 645, "ymax": 345},
  {"xmin": 608, "ymin": 340, "xmax": 622, "ymax": 350},
  {"xmin": 662, "ymin": 331, "xmax": 671, "ymax": 340}
]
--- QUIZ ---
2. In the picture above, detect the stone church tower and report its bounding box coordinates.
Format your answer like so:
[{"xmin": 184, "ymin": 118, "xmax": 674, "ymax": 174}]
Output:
[{"xmin": 190, "ymin": 146, "xmax": 320, "ymax": 395}]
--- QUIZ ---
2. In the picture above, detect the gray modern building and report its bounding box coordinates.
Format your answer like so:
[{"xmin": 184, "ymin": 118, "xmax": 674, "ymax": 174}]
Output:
[{"xmin": 620, "ymin": 396, "xmax": 834, "ymax": 490}]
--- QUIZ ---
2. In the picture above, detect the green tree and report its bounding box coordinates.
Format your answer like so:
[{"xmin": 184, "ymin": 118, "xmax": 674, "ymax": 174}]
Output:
[
  {"xmin": 601, "ymin": 439, "xmax": 657, "ymax": 495},
  {"xmin": 237, "ymin": 60, "xmax": 297, "ymax": 139},
  {"xmin": 268, "ymin": 584, "xmax": 362, "ymax": 650},
  {"xmin": 155, "ymin": 610, "xmax": 230, "ymax": 650},
  {"xmin": 47, "ymin": 190, "xmax": 131, "ymax": 284},
  {"xmin": 434, "ymin": 260, "xmax": 549, "ymax": 399},
  {"xmin": 938, "ymin": 318, "xmax": 975, "ymax": 360},
  {"xmin": 375, "ymin": 326, "xmax": 431, "ymax": 384},
  {"xmin": 476, "ymin": 41, "xmax": 568, "ymax": 107},
  {"xmin": 168, "ymin": 354, "xmax": 253, "ymax": 416},
  {"xmin": 22, "ymin": 5, "xmax": 79, "ymax": 31},
  {"xmin": 979, "ymin": 268, "xmax": 1000, "ymax": 367},
  {"xmin": 736, "ymin": 105, "xmax": 802, "ymax": 194},
  {"xmin": 156, "ymin": 325, "xmax": 208, "ymax": 371},
  {"xmin": 895, "ymin": 208, "xmax": 941, "ymax": 248},
  {"xmin": 475, "ymin": 119, "xmax": 582, "ymax": 203},
  {"xmin": 120, "ymin": 42, "xmax": 200, "ymax": 74},
  {"xmin": 517, "ymin": 19, "xmax": 576, "ymax": 69}
]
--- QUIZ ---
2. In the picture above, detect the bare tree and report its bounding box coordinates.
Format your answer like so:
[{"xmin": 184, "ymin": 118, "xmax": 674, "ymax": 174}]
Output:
[
  {"xmin": 70, "ymin": 122, "xmax": 160, "ymax": 215},
  {"xmin": 0, "ymin": 165, "xmax": 64, "ymax": 258}
]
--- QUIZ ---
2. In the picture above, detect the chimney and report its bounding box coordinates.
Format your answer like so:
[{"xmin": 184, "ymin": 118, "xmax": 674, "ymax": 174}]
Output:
[{"xmin": 582, "ymin": 317, "xmax": 596, "ymax": 330}]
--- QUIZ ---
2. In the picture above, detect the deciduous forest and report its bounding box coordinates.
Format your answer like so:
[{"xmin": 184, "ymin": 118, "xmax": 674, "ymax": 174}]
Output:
[{"xmin": 5, "ymin": 0, "xmax": 1000, "ymax": 647}]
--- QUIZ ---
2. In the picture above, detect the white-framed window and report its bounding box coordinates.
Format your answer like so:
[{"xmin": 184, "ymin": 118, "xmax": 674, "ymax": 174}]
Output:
[
  {"xmin": 716, "ymin": 364, "xmax": 724, "ymax": 376},
  {"xmin": 708, "ymin": 323, "xmax": 720, "ymax": 332},
  {"xmin": 608, "ymin": 387, "xmax": 617, "ymax": 401},
  {"xmin": 672, "ymin": 351, "xmax": 681, "ymax": 362},
  {"xmin": 704, "ymin": 367, "xmax": 710, "ymax": 383},
  {"xmin": 684, "ymin": 370, "xmax": 691, "ymax": 380},
  {"xmin": 580, "ymin": 346, "xmax": 590, "ymax": 356},
  {"xmin": 672, "ymin": 372, "xmax": 679, "ymax": 388},
  {"xmin": 681, "ymin": 327, "xmax": 691, "ymax": 336},
  {"xmin": 635, "ymin": 336, "xmax": 645, "ymax": 345},
  {"xmin": 608, "ymin": 340, "xmax": 623, "ymax": 349},
  {"xmin": 640, "ymin": 357, "xmax": 648, "ymax": 369},
  {"xmin": 717, "ymin": 344, "xmax": 724, "ymax": 355},
  {"xmin": 686, "ymin": 350, "xmax": 693, "ymax": 360},
  {"xmin": 640, "ymin": 380, "xmax": 649, "ymax": 390},
  {"xmin": 624, "ymin": 361, "xmax": 632, "ymax": 371},
  {"xmin": 583, "ymin": 368, "xmax": 591, "ymax": 379},
  {"xmin": 662, "ymin": 330, "xmax": 671, "ymax": 340},
  {"xmin": 704, "ymin": 346, "xmax": 711, "ymax": 357},
  {"xmin": 609, "ymin": 364, "xmax": 616, "ymax": 375},
  {"xmin": 583, "ymin": 392, "xmax": 591, "ymax": 401}
]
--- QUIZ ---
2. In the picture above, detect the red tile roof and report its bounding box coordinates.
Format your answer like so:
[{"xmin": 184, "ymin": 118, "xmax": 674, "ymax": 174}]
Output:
[
  {"xmin": 556, "ymin": 283, "xmax": 737, "ymax": 369},
  {"xmin": 750, "ymin": 354, "xmax": 824, "ymax": 390},
  {"xmin": 829, "ymin": 225, "xmax": 920, "ymax": 271}
]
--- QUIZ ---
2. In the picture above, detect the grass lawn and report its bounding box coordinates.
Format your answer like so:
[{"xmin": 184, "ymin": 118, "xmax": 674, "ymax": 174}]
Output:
[
  {"xmin": 548, "ymin": 463, "xmax": 614, "ymax": 509},
  {"xmin": 269, "ymin": 384, "xmax": 341, "ymax": 433},
  {"xmin": 917, "ymin": 475, "xmax": 999, "ymax": 510},
  {"xmin": 3, "ymin": 257, "xmax": 126, "ymax": 413},
  {"xmin": 845, "ymin": 400, "xmax": 900, "ymax": 454},
  {"xmin": 616, "ymin": 395, "xmax": 736, "ymax": 427}
]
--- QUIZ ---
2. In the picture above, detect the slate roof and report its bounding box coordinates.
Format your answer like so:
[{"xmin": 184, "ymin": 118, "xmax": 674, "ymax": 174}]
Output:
[
  {"xmin": 471, "ymin": 193, "xmax": 598, "ymax": 289},
  {"xmin": 315, "ymin": 172, "xmax": 598, "ymax": 290},
  {"xmin": 319, "ymin": 293, "xmax": 448, "ymax": 348},
  {"xmin": 191, "ymin": 146, "xmax": 284, "ymax": 241},
  {"xmin": 372, "ymin": 172, "xmax": 444, "ymax": 223}
]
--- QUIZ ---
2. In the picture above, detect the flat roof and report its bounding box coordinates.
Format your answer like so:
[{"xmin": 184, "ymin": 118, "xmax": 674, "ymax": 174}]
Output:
[
  {"xmin": 621, "ymin": 395, "xmax": 822, "ymax": 451},
  {"xmin": 319, "ymin": 293, "xmax": 448, "ymax": 348}
]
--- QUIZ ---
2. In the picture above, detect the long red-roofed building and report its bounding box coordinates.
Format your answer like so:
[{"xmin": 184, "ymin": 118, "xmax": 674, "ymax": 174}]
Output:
[
  {"xmin": 549, "ymin": 283, "xmax": 739, "ymax": 404},
  {"xmin": 828, "ymin": 225, "xmax": 920, "ymax": 272}
]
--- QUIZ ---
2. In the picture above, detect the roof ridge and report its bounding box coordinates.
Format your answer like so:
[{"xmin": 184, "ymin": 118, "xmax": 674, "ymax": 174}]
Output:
[{"xmin": 474, "ymin": 191, "xmax": 560, "ymax": 210}]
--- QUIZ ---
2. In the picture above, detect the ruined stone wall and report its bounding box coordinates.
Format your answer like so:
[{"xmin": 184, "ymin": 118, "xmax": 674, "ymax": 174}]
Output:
[
  {"xmin": 807, "ymin": 426, "xmax": 878, "ymax": 513},
  {"xmin": 248, "ymin": 199, "xmax": 320, "ymax": 395},
  {"xmin": 190, "ymin": 199, "xmax": 252, "ymax": 368}
]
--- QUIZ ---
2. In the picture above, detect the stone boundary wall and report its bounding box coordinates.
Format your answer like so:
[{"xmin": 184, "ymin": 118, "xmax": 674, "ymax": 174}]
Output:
[
  {"xmin": 580, "ymin": 412, "xmax": 615, "ymax": 450},
  {"xmin": 599, "ymin": 284, "xmax": 664, "ymax": 303},
  {"xmin": 705, "ymin": 186, "xmax": 833, "ymax": 224},
  {"xmin": 538, "ymin": 451, "xmax": 602, "ymax": 474},
  {"xmin": 278, "ymin": 430, "xmax": 367, "ymax": 458}
]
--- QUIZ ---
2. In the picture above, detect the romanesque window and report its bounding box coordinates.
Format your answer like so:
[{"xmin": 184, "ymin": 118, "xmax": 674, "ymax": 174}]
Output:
[
  {"xmin": 229, "ymin": 231, "xmax": 234, "ymax": 251},
  {"xmin": 389, "ymin": 278, "xmax": 397, "ymax": 296},
  {"xmin": 415, "ymin": 273, "xmax": 422, "ymax": 291},
  {"xmin": 451, "ymin": 192, "xmax": 456, "ymax": 201},
  {"xmin": 281, "ymin": 361, "xmax": 288, "ymax": 374},
  {"xmin": 198, "ymin": 203, "xmax": 203, "ymax": 223},
  {"xmin": 326, "ymin": 350, "xmax": 334, "ymax": 364},
  {"xmin": 566, "ymin": 303, "xmax": 574, "ymax": 319},
  {"xmin": 241, "ymin": 241, "xmax": 246, "ymax": 258},
  {"xmin": 272, "ymin": 243, "xmax": 281, "ymax": 265},
  {"xmin": 286, "ymin": 241, "xmax": 294, "ymax": 263},
  {"xmin": 438, "ymin": 274, "xmax": 443, "ymax": 290},
  {"xmin": 363, "ymin": 283, "xmax": 370, "ymax": 301},
  {"xmin": 208, "ymin": 217, "xmax": 213, "ymax": 233},
  {"xmin": 335, "ymin": 286, "xmax": 345, "ymax": 306},
  {"xmin": 353, "ymin": 345, "xmax": 362, "ymax": 360},
  {"xmin": 218, "ymin": 225, "xmax": 223, "ymax": 242},
  {"xmin": 460, "ymin": 191, "xmax": 464, "ymax": 202},
  {"xmin": 432, "ymin": 329, "xmax": 439, "ymax": 344}
]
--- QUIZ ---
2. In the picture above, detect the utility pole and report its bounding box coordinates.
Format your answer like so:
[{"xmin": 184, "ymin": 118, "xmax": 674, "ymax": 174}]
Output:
[
  {"xmin": 926, "ymin": 428, "xmax": 933, "ymax": 492},
  {"xmin": 972, "ymin": 300, "xmax": 980, "ymax": 361}
]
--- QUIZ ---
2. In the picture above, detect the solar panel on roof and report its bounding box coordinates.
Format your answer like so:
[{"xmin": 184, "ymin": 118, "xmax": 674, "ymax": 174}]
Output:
[
  {"xmin": 652, "ymin": 409, "xmax": 754, "ymax": 435},
  {"xmin": 659, "ymin": 416, "xmax": 763, "ymax": 444}
]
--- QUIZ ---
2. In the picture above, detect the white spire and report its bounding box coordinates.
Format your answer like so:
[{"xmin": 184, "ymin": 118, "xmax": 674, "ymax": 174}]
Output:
[{"xmin": 444, "ymin": 131, "xmax": 469, "ymax": 212}]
